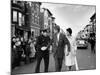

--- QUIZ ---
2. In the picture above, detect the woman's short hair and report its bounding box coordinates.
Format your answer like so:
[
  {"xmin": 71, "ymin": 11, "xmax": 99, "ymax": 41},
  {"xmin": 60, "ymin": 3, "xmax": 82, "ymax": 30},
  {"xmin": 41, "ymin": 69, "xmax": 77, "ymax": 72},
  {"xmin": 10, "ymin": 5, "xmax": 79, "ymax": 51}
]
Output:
[{"xmin": 66, "ymin": 28, "xmax": 72, "ymax": 35}]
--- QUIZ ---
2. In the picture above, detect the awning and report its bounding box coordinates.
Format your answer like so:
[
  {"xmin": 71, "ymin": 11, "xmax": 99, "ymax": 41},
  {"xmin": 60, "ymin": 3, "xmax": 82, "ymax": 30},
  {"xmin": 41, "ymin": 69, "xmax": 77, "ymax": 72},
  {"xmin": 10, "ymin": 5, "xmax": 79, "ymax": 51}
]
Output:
[{"xmin": 15, "ymin": 25, "xmax": 31, "ymax": 31}]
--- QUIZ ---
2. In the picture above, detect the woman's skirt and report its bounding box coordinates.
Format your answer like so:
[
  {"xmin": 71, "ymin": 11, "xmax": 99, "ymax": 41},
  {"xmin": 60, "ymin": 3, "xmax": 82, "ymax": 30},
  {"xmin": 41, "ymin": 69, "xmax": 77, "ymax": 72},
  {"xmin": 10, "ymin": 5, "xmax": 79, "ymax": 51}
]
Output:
[{"xmin": 65, "ymin": 52, "xmax": 75, "ymax": 66}]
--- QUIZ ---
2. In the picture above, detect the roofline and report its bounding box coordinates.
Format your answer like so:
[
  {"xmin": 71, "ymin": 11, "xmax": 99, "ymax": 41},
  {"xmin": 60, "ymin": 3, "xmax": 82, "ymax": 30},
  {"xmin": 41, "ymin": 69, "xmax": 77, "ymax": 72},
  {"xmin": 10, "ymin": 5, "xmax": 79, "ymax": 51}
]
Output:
[
  {"xmin": 90, "ymin": 13, "xmax": 96, "ymax": 20},
  {"xmin": 42, "ymin": 8, "xmax": 52, "ymax": 16}
]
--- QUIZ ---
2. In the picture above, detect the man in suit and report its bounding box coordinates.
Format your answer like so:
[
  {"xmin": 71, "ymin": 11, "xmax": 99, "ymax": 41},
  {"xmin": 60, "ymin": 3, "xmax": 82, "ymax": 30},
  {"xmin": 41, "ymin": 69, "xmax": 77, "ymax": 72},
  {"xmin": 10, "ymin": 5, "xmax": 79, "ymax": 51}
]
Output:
[
  {"xmin": 35, "ymin": 29, "xmax": 51, "ymax": 73},
  {"xmin": 52, "ymin": 25, "xmax": 70, "ymax": 72}
]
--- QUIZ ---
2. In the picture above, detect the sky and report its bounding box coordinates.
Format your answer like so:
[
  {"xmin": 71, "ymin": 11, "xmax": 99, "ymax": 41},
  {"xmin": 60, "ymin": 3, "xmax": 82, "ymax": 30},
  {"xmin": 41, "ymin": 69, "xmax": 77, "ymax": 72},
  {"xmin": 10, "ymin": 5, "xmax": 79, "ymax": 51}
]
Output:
[{"xmin": 41, "ymin": 2, "xmax": 95, "ymax": 36}]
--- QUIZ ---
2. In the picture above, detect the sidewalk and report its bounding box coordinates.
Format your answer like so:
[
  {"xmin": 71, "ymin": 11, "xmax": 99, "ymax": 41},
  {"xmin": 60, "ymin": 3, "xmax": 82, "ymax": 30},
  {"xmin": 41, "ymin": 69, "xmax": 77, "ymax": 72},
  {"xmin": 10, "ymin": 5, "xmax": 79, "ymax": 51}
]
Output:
[
  {"xmin": 12, "ymin": 53, "xmax": 56, "ymax": 74},
  {"xmin": 12, "ymin": 53, "xmax": 68, "ymax": 74},
  {"xmin": 12, "ymin": 61, "xmax": 37, "ymax": 74}
]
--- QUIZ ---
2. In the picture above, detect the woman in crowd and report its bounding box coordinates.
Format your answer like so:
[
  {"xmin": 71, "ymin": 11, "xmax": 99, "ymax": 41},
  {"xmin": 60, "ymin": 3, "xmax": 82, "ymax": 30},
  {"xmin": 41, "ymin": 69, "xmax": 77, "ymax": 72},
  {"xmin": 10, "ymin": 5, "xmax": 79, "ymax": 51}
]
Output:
[
  {"xmin": 65, "ymin": 28, "xmax": 78, "ymax": 71},
  {"xmin": 29, "ymin": 38, "xmax": 36, "ymax": 62}
]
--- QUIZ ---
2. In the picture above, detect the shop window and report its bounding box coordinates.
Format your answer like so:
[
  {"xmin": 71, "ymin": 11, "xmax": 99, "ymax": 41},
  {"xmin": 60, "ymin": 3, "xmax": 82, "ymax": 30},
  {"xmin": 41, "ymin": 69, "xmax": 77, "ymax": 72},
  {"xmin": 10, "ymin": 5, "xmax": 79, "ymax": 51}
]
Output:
[
  {"xmin": 37, "ymin": 30, "xmax": 40, "ymax": 36},
  {"xmin": 35, "ymin": 30, "xmax": 37, "ymax": 36},
  {"xmin": 11, "ymin": 26, "xmax": 15, "ymax": 37},
  {"xmin": 32, "ymin": 31, "xmax": 34, "ymax": 38},
  {"xmin": 13, "ymin": 11, "xmax": 17, "ymax": 22}
]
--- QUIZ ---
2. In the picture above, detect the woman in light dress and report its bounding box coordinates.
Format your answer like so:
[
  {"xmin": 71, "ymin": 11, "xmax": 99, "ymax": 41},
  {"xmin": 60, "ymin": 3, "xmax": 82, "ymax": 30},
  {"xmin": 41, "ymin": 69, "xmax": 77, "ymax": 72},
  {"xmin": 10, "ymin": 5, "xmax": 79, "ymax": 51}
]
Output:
[
  {"xmin": 30, "ymin": 39, "xmax": 36, "ymax": 58},
  {"xmin": 65, "ymin": 28, "xmax": 78, "ymax": 71}
]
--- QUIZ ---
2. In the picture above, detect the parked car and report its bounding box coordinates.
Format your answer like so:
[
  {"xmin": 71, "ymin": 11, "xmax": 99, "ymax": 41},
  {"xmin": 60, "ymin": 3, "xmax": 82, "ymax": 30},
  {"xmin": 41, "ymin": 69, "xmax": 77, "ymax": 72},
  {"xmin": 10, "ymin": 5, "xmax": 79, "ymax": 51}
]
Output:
[{"xmin": 76, "ymin": 39, "xmax": 88, "ymax": 49}]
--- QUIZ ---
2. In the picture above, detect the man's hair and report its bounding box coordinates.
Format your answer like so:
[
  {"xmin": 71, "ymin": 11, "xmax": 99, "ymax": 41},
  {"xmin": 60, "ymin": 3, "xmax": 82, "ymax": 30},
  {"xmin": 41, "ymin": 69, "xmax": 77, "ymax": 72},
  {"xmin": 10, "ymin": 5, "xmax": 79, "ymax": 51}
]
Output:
[
  {"xmin": 54, "ymin": 25, "xmax": 60, "ymax": 32},
  {"xmin": 42, "ymin": 29, "xmax": 48, "ymax": 33}
]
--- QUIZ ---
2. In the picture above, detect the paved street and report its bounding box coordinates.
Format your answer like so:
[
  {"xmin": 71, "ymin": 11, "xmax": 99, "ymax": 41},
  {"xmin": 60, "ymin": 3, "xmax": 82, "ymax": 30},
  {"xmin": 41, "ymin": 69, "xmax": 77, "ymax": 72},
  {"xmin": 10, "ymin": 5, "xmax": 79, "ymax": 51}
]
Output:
[
  {"xmin": 12, "ymin": 43, "xmax": 96, "ymax": 75},
  {"xmin": 76, "ymin": 43, "xmax": 96, "ymax": 70}
]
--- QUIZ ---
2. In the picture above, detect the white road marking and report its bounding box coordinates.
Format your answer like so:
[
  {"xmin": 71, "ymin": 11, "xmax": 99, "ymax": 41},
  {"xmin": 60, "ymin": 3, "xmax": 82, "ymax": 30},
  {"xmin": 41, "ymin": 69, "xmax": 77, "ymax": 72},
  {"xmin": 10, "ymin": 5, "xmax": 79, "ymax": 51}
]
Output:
[{"xmin": 75, "ymin": 56, "xmax": 79, "ymax": 71}]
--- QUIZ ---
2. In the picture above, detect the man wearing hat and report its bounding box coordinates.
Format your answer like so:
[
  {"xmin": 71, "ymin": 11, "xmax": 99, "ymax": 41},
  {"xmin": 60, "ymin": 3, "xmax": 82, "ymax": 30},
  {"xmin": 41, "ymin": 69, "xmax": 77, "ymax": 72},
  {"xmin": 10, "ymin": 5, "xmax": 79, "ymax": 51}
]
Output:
[
  {"xmin": 52, "ymin": 25, "xmax": 70, "ymax": 71},
  {"xmin": 35, "ymin": 29, "xmax": 51, "ymax": 73}
]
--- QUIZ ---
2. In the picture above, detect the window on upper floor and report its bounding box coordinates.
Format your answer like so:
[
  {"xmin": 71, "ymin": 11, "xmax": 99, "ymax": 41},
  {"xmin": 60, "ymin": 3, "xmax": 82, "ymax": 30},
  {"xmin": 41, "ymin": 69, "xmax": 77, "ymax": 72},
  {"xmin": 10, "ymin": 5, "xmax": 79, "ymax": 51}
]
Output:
[
  {"xmin": 37, "ymin": 17, "xmax": 39, "ymax": 25},
  {"xmin": 35, "ymin": 18, "xmax": 37, "ymax": 25},
  {"xmin": 34, "ymin": 17, "xmax": 36, "ymax": 24},
  {"xmin": 34, "ymin": 4, "xmax": 36, "ymax": 11},
  {"xmin": 19, "ymin": 12, "xmax": 22, "ymax": 26},
  {"xmin": 13, "ymin": 11, "xmax": 17, "ymax": 22},
  {"xmin": 31, "ymin": 16, "xmax": 34, "ymax": 24},
  {"xmin": 48, "ymin": 20, "xmax": 50, "ymax": 26},
  {"xmin": 22, "ymin": 15, "xmax": 24, "ymax": 25},
  {"xmin": 12, "ymin": 0, "xmax": 17, "ymax": 4}
]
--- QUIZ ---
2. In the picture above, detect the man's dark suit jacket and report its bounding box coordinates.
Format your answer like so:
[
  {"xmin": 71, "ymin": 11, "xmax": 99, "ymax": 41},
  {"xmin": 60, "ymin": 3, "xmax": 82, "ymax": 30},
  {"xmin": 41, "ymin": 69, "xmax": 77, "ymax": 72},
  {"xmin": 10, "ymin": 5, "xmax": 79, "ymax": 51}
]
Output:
[
  {"xmin": 35, "ymin": 35, "xmax": 51, "ymax": 53},
  {"xmin": 52, "ymin": 33, "xmax": 70, "ymax": 59}
]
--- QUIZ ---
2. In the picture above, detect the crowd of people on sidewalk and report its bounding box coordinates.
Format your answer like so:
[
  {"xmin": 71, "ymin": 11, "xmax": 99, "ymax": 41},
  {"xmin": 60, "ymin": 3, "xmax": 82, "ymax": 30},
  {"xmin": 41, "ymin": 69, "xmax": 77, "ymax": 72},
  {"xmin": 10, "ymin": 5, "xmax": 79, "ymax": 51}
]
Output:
[{"xmin": 11, "ymin": 35, "xmax": 36, "ymax": 69}]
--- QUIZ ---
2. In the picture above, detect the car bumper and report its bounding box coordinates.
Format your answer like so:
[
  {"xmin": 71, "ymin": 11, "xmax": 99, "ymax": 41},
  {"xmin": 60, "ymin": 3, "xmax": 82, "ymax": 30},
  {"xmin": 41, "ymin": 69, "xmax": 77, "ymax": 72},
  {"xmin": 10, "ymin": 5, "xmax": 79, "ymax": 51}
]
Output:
[{"xmin": 77, "ymin": 44, "xmax": 88, "ymax": 48}]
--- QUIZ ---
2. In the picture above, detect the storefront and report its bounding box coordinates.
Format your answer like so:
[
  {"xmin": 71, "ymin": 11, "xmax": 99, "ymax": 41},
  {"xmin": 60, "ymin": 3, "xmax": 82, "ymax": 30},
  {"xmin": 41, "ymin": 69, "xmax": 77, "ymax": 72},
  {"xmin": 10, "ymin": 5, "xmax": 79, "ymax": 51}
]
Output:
[
  {"xmin": 15, "ymin": 25, "xmax": 31, "ymax": 40},
  {"xmin": 31, "ymin": 27, "xmax": 40, "ymax": 39}
]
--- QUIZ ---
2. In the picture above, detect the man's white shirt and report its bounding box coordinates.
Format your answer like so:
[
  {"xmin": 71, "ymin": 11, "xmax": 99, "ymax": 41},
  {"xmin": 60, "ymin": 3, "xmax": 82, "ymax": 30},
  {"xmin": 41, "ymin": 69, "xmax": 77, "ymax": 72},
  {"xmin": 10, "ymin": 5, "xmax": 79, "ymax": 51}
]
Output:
[{"xmin": 57, "ymin": 33, "xmax": 60, "ymax": 41}]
